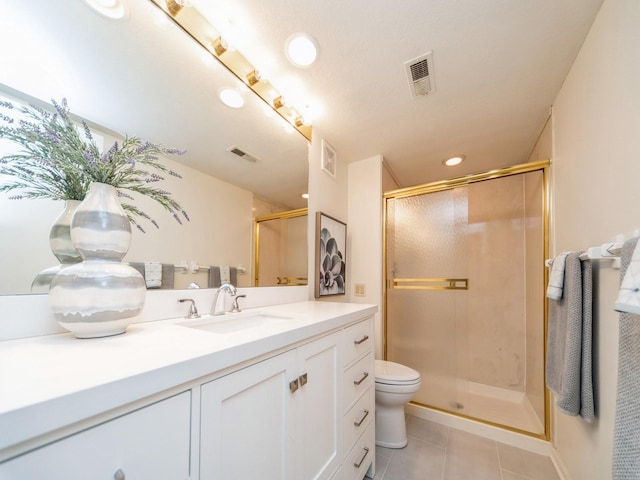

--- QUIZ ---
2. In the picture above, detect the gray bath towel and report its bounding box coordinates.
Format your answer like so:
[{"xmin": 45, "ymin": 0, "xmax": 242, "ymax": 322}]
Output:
[
  {"xmin": 208, "ymin": 266, "xmax": 238, "ymax": 288},
  {"xmin": 128, "ymin": 262, "xmax": 175, "ymax": 289},
  {"xmin": 613, "ymin": 237, "xmax": 640, "ymax": 479},
  {"xmin": 546, "ymin": 252, "xmax": 594, "ymax": 421}
]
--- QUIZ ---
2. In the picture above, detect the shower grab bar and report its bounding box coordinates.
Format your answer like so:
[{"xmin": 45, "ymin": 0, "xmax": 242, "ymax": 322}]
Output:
[
  {"xmin": 392, "ymin": 278, "xmax": 469, "ymax": 290},
  {"xmin": 545, "ymin": 241, "xmax": 623, "ymax": 269}
]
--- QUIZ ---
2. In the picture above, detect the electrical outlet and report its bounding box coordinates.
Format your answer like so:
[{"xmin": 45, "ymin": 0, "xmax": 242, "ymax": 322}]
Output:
[{"xmin": 354, "ymin": 283, "xmax": 366, "ymax": 296}]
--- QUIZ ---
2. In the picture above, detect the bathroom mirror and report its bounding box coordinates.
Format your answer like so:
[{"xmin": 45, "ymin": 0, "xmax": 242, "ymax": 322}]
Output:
[{"xmin": 0, "ymin": 0, "xmax": 309, "ymax": 295}]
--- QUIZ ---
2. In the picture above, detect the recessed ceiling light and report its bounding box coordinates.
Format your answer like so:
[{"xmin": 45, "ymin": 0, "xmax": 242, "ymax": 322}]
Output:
[
  {"xmin": 83, "ymin": 0, "xmax": 127, "ymax": 19},
  {"xmin": 443, "ymin": 156, "xmax": 465, "ymax": 166},
  {"xmin": 219, "ymin": 88, "xmax": 244, "ymax": 109},
  {"xmin": 285, "ymin": 33, "xmax": 319, "ymax": 68}
]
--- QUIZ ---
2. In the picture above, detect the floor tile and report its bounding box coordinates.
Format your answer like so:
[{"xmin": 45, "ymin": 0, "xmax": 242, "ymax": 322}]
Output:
[
  {"xmin": 443, "ymin": 429, "xmax": 502, "ymax": 480},
  {"xmin": 383, "ymin": 436, "xmax": 446, "ymax": 480},
  {"xmin": 372, "ymin": 449, "xmax": 391, "ymax": 479},
  {"xmin": 497, "ymin": 442, "xmax": 560, "ymax": 480},
  {"xmin": 406, "ymin": 414, "xmax": 449, "ymax": 447},
  {"xmin": 501, "ymin": 470, "xmax": 532, "ymax": 480}
]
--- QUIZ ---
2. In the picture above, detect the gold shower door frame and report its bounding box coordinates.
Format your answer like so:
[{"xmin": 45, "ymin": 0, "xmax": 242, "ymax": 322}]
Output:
[
  {"xmin": 383, "ymin": 160, "xmax": 550, "ymax": 440},
  {"xmin": 254, "ymin": 208, "xmax": 308, "ymax": 287}
]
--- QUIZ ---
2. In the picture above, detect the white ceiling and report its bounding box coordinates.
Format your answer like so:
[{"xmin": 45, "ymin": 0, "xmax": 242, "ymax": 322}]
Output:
[
  {"xmin": 2, "ymin": 0, "xmax": 604, "ymax": 203},
  {"xmin": 194, "ymin": 0, "xmax": 604, "ymax": 186}
]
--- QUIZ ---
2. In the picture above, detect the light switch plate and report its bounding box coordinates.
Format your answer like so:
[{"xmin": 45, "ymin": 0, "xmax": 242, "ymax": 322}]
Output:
[{"xmin": 354, "ymin": 283, "xmax": 366, "ymax": 296}]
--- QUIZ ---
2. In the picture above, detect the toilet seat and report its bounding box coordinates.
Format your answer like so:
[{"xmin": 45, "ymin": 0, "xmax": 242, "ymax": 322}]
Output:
[{"xmin": 375, "ymin": 360, "xmax": 421, "ymax": 385}]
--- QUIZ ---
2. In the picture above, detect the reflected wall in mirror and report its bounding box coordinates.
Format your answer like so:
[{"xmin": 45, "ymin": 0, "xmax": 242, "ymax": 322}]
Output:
[
  {"xmin": 0, "ymin": 0, "xmax": 309, "ymax": 295},
  {"xmin": 254, "ymin": 209, "xmax": 308, "ymax": 287}
]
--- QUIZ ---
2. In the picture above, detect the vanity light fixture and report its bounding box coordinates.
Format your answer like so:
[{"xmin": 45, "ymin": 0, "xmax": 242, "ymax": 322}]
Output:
[
  {"xmin": 149, "ymin": 0, "xmax": 312, "ymax": 140},
  {"xmin": 165, "ymin": 0, "xmax": 188, "ymax": 16},
  {"xmin": 443, "ymin": 156, "xmax": 465, "ymax": 166},
  {"xmin": 246, "ymin": 70, "xmax": 261, "ymax": 86},
  {"xmin": 219, "ymin": 88, "xmax": 244, "ymax": 109},
  {"xmin": 285, "ymin": 33, "xmax": 319, "ymax": 68},
  {"xmin": 273, "ymin": 96, "xmax": 286, "ymax": 109},
  {"xmin": 84, "ymin": 0, "xmax": 127, "ymax": 19},
  {"xmin": 212, "ymin": 37, "xmax": 228, "ymax": 56},
  {"xmin": 301, "ymin": 193, "xmax": 309, "ymax": 199}
]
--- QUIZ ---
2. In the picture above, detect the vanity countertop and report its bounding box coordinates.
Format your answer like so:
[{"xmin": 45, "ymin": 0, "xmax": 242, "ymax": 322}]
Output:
[{"xmin": 0, "ymin": 301, "xmax": 376, "ymax": 451}]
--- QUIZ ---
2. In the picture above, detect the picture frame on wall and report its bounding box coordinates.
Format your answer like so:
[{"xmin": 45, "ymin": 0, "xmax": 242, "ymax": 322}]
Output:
[
  {"xmin": 315, "ymin": 211, "xmax": 347, "ymax": 298},
  {"xmin": 321, "ymin": 139, "xmax": 337, "ymax": 178}
]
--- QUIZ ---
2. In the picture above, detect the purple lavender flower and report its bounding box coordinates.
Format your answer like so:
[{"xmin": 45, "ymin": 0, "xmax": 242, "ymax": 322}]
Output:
[
  {"xmin": 182, "ymin": 210, "xmax": 190, "ymax": 222},
  {"xmin": 168, "ymin": 170, "xmax": 182, "ymax": 178}
]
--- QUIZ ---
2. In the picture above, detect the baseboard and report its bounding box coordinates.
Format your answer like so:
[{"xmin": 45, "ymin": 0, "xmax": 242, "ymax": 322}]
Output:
[{"xmin": 549, "ymin": 446, "xmax": 571, "ymax": 480}]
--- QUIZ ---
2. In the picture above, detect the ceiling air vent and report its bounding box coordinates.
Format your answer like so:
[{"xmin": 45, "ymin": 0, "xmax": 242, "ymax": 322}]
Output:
[
  {"xmin": 404, "ymin": 51, "xmax": 435, "ymax": 98},
  {"xmin": 227, "ymin": 146, "xmax": 258, "ymax": 163}
]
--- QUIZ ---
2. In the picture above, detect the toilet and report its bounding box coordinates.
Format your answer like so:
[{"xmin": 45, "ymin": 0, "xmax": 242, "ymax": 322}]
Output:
[{"xmin": 374, "ymin": 359, "xmax": 422, "ymax": 448}]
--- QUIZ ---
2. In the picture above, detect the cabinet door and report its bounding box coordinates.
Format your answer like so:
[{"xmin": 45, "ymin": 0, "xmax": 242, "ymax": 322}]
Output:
[
  {"xmin": 200, "ymin": 349, "xmax": 297, "ymax": 480},
  {"xmin": 0, "ymin": 392, "xmax": 191, "ymax": 480},
  {"xmin": 296, "ymin": 331, "xmax": 342, "ymax": 480}
]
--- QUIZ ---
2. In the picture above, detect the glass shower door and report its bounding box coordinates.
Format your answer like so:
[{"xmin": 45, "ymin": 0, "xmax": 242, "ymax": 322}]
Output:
[{"xmin": 386, "ymin": 187, "xmax": 470, "ymax": 412}]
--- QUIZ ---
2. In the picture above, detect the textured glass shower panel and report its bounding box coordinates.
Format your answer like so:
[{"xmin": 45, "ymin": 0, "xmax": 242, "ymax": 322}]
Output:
[{"xmin": 386, "ymin": 188, "xmax": 469, "ymax": 411}]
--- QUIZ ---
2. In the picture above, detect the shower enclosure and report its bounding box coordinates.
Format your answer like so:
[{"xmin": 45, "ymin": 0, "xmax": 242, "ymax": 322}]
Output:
[
  {"xmin": 384, "ymin": 161, "xmax": 549, "ymax": 437},
  {"xmin": 254, "ymin": 209, "xmax": 308, "ymax": 287}
]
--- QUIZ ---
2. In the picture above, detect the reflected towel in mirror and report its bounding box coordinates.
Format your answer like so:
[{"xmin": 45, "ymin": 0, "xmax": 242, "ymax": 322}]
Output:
[{"xmin": 209, "ymin": 266, "xmax": 237, "ymax": 288}]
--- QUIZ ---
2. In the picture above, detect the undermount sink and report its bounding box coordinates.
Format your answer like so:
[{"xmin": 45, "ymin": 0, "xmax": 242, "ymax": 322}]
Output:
[{"xmin": 179, "ymin": 312, "xmax": 293, "ymax": 334}]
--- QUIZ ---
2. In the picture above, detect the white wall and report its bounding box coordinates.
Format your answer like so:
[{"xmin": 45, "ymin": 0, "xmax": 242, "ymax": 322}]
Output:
[
  {"xmin": 307, "ymin": 129, "xmax": 349, "ymax": 301},
  {"xmin": 348, "ymin": 155, "xmax": 384, "ymax": 358},
  {"xmin": 550, "ymin": 0, "xmax": 640, "ymax": 478}
]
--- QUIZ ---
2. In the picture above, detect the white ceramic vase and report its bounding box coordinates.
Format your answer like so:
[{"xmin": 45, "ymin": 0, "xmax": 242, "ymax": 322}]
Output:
[
  {"xmin": 49, "ymin": 182, "xmax": 146, "ymax": 338},
  {"xmin": 31, "ymin": 200, "xmax": 83, "ymax": 293}
]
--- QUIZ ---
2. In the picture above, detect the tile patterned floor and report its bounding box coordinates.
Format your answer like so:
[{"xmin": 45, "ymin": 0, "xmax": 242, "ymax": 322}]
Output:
[{"xmin": 368, "ymin": 415, "xmax": 560, "ymax": 480}]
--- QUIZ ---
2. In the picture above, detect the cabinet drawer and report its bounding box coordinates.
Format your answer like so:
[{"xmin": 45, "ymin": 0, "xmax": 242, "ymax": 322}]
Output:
[
  {"xmin": 343, "ymin": 385, "xmax": 374, "ymax": 453},
  {"xmin": 344, "ymin": 353, "xmax": 373, "ymax": 411},
  {"xmin": 343, "ymin": 319, "xmax": 373, "ymax": 367},
  {"xmin": 342, "ymin": 422, "xmax": 375, "ymax": 480},
  {"xmin": 0, "ymin": 392, "xmax": 191, "ymax": 480}
]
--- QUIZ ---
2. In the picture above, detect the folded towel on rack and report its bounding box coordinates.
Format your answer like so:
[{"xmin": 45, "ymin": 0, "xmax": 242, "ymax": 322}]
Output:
[
  {"xmin": 128, "ymin": 262, "xmax": 174, "ymax": 290},
  {"xmin": 613, "ymin": 237, "xmax": 640, "ymax": 479},
  {"xmin": 144, "ymin": 262, "xmax": 162, "ymax": 288},
  {"xmin": 208, "ymin": 266, "xmax": 238, "ymax": 288},
  {"xmin": 546, "ymin": 251, "xmax": 594, "ymax": 422},
  {"xmin": 546, "ymin": 252, "xmax": 571, "ymax": 300},
  {"xmin": 614, "ymin": 237, "xmax": 640, "ymax": 315},
  {"xmin": 219, "ymin": 265, "xmax": 231, "ymax": 285}
]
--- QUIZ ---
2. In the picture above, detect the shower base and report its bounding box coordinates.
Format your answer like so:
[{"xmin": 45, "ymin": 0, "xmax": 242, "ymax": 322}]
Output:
[{"xmin": 414, "ymin": 376, "xmax": 544, "ymax": 436}]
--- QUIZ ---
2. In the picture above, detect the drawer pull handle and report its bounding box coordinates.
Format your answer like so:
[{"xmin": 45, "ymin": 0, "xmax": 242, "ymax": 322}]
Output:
[
  {"xmin": 353, "ymin": 446, "xmax": 370, "ymax": 468},
  {"xmin": 354, "ymin": 335, "xmax": 369, "ymax": 345},
  {"xmin": 114, "ymin": 469, "xmax": 126, "ymax": 480},
  {"xmin": 354, "ymin": 409, "xmax": 370, "ymax": 427},
  {"xmin": 299, "ymin": 373, "xmax": 308, "ymax": 387},
  {"xmin": 290, "ymin": 378, "xmax": 299, "ymax": 393},
  {"xmin": 353, "ymin": 371, "xmax": 369, "ymax": 386}
]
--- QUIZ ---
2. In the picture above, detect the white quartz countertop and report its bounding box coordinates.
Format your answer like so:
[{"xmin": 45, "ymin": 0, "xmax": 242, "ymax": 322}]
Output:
[{"xmin": 0, "ymin": 301, "xmax": 376, "ymax": 452}]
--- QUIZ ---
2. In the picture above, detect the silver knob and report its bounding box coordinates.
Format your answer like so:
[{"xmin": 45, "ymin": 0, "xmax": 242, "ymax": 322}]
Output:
[{"xmin": 114, "ymin": 469, "xmax": 125, "ymax": 480}]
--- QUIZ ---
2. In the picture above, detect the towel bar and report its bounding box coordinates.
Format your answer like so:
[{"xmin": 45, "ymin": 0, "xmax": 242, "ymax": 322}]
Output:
[{"xmin": 546, "ymin": 241, "xmax": 623, "ymax": 269}]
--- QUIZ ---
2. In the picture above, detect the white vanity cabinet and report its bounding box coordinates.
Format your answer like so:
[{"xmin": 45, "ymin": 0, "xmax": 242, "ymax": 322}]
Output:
[
  {"xmin": 0, "ymin": 391, "xmax": 191, "ymax": 480},
  {"xmin": 340, "ymin": 318, "xmax": 375, "ymax": 480},
  {"xmin": 199, "ymin": 330, "xmax": 342, "ymax": 480}
]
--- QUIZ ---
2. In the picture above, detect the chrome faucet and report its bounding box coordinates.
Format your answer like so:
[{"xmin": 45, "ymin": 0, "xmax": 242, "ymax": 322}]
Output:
[
  {"xmin": 230, "ymin": 294, "xmax": 246, "ymax": 313},
  {"xmin": 210, "ymin": 283, "xmax": 237, "ymax": 316},
  {"xmin": 178, "ymin": 298, "xmax": 200, "ymax": 319}
]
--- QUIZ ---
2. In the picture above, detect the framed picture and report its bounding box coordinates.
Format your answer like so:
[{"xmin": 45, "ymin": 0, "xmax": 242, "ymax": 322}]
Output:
[
  {"xmin": 315, "ymin": 212, "xmax": 347, "ymax": 298},
  {"xmin": 321, "ymin": 139, "xmax": 337, "ymax": 178}
]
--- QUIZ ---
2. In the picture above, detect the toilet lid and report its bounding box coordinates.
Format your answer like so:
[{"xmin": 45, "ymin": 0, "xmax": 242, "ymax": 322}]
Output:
[{"xmin": 375, "ymin": 360, "xmax": 421, "ymax": 384}]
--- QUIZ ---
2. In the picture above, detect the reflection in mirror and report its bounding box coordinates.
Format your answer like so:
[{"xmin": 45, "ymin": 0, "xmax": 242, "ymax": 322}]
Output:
[
  {"xmin": 0, "ymin": 0, "xmax": 309, "ymax": 295},
  {"xmin": 254, "ymin": 209, "xmax": 308, "ymax": 287}
]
